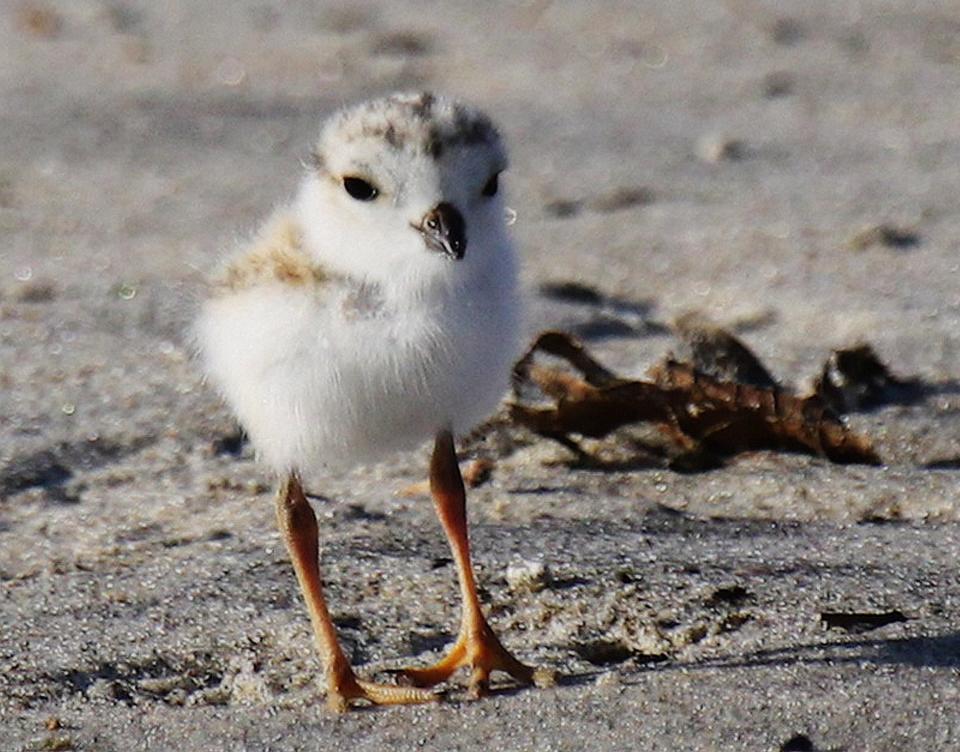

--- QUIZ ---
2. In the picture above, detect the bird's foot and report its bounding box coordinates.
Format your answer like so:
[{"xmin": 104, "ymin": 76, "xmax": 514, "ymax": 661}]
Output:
[
  {"xmin": 400, "ymin": 620, "xmax": 555, "ymax": 698},
  {"xmin": 326, "ymin": 668, "xmax": 440, "ymax": 712}
]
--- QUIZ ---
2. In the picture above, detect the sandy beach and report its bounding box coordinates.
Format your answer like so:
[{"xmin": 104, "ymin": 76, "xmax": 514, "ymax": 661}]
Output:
[{"xmin": 2, "ymin": 2, "xmax": 959, "ymax": 749}]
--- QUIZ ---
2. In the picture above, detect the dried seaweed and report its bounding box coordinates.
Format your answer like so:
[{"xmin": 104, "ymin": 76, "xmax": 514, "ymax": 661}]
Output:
[
  {"xmin": 820, "ymin": 610, "xmax": 908, "ymax": 633},
  {"xmin": 651, "ymin": 359, "xmax": 880, "ymax": 464},
  {"xmin": 510, "ymin": 331, "xmax": 881, "ymax": 467},
  {"xmin": 672, "ymin": 311, "xmax": 779, "ymax": 388},
  {"xmin": 813, "ymin": 343, "xmax": 923, "ymax": 414}
]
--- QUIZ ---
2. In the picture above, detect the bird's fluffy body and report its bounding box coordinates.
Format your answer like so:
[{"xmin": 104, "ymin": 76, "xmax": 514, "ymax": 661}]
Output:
[{"xmin": 197, "ymin": 93, "xmax": 520, "ymax": 473}]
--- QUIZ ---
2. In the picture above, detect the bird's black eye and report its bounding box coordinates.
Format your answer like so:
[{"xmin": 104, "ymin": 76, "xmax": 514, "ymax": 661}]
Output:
[
  {"xmin": 343, "ymin": 176, "xmax": 379, "ymax": 201},
  {"xmin": 481, "ymin": 172, "xmax": 499, "ymax": 197}
]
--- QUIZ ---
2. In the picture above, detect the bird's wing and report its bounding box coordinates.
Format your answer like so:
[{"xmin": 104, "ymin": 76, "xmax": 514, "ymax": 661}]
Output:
[{"xmin": 210, "ymin": 210, "xmax": 332, "ymax": 296}]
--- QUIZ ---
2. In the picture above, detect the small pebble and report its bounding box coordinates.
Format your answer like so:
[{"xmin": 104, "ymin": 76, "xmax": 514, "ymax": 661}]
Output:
[
  {"xmin": 697, "ymin": 134, "xmax": 747, "ymax": 163},
  {"xmin": 594, "ymin": 670, "xmax": 621, "ymax": 688},
  {"xmin": 506, "ymin": 559, "xmax": 550, "ymax": 593},
  {"xmin": 14, "ymin": 280, "xmax": 56, "ymax": 303},
  {"xmin": 847, "ymin": 223, "xmax": 919, "ymax": 251}
]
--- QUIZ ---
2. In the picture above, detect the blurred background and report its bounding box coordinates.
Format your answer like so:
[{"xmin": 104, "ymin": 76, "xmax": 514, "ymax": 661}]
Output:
[
  {"xmin": 4, "ymin": 1, "xmax": 959, "ymax": 377},
  {"xmin": 5, "ymin": 0, "xmax": 960, "ymax": 500}
]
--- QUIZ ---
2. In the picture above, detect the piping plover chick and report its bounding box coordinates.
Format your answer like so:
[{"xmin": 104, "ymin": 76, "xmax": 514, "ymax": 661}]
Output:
[{"xmin": 197, "ymin": 92, "xmax": 551, "ymax": 710}]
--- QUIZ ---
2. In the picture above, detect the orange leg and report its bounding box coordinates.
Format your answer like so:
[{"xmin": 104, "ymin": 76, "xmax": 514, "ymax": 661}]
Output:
[
  {"xmin": 402, "ymin": 430, "xmax": 555, "ymax": 697},
  {"xmin": 275, "ymin": 475, "xmax": 438, "ymax": 711}
]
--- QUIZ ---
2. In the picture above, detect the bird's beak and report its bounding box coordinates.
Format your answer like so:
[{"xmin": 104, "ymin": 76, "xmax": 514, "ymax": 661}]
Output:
[{"xmin": 415, "ymin": 202, "xmax": 467, "ymax": 260}]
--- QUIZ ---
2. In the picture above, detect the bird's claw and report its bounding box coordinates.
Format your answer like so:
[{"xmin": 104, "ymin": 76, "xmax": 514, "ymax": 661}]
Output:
[
  {"xmin": 399, "ymin": 620, "xmax": 554, "ymax": 697},
  {"xmin": 326, "ymin": 670, "xmax": 440, "ymax": 712}
]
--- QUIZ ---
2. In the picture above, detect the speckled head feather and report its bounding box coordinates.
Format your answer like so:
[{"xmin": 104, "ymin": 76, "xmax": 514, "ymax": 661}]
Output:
[
  {"xmin": 310, "ymin": 92, "xmax": 506, "ymax": 169},
  {"xmin": 293, "ymin": 91, "xmax": 513, "ymax": 287}
]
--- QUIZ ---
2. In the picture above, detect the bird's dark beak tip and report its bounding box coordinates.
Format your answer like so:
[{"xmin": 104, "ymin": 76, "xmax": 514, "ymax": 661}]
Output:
[{"xmin": 419, "ymin": 202, "xmax": 467, "ymax": 261}]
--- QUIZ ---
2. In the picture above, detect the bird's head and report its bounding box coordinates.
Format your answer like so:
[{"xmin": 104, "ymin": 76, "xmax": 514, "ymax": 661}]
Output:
[{"xmin": 296, "ymin": 92, "xmax": 512, "ymax": 288}]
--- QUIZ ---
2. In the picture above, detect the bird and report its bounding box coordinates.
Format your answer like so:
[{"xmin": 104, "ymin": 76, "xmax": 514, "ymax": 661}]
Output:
[{"xmin": 196, "ymin": 91, "xmax": 552, "ymax": 711}]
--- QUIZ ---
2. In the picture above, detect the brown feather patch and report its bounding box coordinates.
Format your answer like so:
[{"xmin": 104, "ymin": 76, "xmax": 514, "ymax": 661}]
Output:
[{"xmin": 213, "ymin": 214, "xmax": 328, "ymax": 294}]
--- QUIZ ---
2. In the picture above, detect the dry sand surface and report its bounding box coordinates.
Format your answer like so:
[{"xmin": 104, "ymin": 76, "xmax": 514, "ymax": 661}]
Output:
[{"xmin": 2, "ymin": 1, "xmax": 960, "ymax": 750}]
